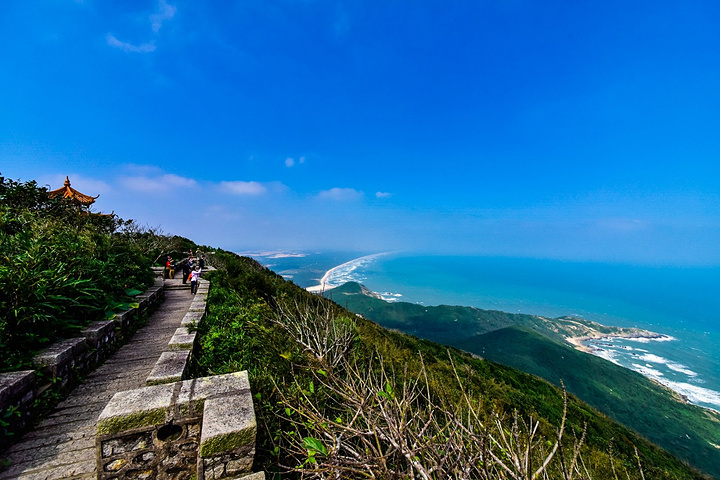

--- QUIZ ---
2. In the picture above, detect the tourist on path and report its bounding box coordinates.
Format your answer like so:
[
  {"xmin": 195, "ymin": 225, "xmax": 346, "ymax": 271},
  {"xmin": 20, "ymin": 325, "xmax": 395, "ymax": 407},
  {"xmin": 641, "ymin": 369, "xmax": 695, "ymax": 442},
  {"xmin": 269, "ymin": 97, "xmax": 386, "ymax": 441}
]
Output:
[
  {"xmin": 190, "ymin": 266, "xmax": 201, "ymax": 294},
  {"xmin": 181, "ymin": 260, "xmax": 191, "ymax": 284}
]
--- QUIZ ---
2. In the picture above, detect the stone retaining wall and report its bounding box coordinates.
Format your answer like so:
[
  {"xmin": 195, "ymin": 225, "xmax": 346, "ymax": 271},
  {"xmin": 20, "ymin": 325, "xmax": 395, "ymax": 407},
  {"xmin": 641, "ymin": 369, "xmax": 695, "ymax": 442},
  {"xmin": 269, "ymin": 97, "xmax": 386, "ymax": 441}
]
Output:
[
  {"xmin": 96, "ymin": 372, "xmax": 257, "ymax": 480},
  {"xmin": 0, "ymin": 275, "xmax": 165, "ymax": 452},
  {"xmin": 98, "ymin": 268, "xmax": 265, "ymax": 479},
  {"xmin": 145, "ymin": 276, "xmax": 210, "ymax": 387}
]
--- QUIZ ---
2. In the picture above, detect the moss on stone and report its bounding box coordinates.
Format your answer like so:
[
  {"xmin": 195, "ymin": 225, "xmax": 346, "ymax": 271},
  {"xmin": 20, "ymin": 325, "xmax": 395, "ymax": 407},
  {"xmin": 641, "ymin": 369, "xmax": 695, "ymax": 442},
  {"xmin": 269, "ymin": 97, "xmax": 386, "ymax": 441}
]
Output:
[
  {"xmin": 199, "ymin": 425, "xmax": 256, "ymax": 458},
  {"xmin": 178, "ymin": 398, "xmax": 205, "ymax": 417},
  {"xmin": 146, "ymin": 375, "xmax": 182, "ymax": 386},
  {"xmin": 97, "ymin": 407, "xmax": 168, "ymax": 435}
]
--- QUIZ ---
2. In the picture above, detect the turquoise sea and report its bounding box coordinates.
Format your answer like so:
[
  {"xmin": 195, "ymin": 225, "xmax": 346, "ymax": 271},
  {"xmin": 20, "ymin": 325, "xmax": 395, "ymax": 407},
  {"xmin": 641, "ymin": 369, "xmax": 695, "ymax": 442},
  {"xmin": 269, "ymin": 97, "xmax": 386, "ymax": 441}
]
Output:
[{"xmin": 251, "ymin": 251, "xmax": 720, "ymax": 412}]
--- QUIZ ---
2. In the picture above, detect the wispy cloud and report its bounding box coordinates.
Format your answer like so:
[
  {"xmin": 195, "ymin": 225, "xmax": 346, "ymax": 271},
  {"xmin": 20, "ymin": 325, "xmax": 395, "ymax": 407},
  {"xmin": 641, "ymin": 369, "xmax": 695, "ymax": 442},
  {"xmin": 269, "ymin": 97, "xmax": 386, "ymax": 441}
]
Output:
[
  {"xmin": 317, "ymin": 187, "xmax": 363, "ymax": 201},
  {"xmin": 150, "ymin": 0, "xmax": 177, "ymax": 33},
  {"xmin": 220, "ymin": 181, "xmax": 268, "ymax": 196},
  {"xmin": 106, "ymin": 34, "xmax": 156, "ymax": 53},
  {"xmin": 119, "ymin": 174, "xmax": 198, "ymax": 192},
  {"xmin": 376, "ymin": 191, "xmax": 392, "ymax": 199},
  {"xmin": 106, "ymin": 1, "xmax": 176, "ymax": 53}
]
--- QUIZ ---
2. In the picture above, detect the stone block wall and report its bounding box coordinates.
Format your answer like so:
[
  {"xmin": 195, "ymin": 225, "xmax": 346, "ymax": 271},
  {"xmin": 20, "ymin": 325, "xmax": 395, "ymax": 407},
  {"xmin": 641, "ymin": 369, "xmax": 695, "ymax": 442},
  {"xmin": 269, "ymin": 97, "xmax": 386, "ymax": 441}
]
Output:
[
  {"xmin": 0, "ymin": 371, "xmax": 37, "ymax": 445},
  {"xmin": 100, "ymin": 271, "xmax": 264, "ymax": 478},
  {"xmin": 0, "ymin": 278, "xmax": 165, "ymax": 451},
  {"xmin": 145, "ymin": 278, "xmax": 209, "ymax": 387},
  {"xmin": 96, "ymin": 372, "xmax": 257, "ymax": 480}
]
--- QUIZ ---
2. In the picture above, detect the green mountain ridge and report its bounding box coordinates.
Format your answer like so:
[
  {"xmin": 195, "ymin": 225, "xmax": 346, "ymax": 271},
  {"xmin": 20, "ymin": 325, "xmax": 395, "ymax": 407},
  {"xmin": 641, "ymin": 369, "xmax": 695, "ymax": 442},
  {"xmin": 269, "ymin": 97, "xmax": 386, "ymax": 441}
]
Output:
[
  {"xmin": 329, "ymin": 281, "xmax": 662, "ymax": 344},
  {"xmin": 328, "ymin": 281, "xmax": 720, "ymax": 478}
]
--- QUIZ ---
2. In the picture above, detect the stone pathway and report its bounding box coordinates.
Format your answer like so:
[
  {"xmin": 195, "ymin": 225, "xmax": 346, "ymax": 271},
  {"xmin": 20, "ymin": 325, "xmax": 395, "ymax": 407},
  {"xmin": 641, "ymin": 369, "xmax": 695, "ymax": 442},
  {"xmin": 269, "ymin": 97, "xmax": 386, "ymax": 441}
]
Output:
[{"xmin": 0, "ymin": 277, "xmax": 194, "ymax": 479}]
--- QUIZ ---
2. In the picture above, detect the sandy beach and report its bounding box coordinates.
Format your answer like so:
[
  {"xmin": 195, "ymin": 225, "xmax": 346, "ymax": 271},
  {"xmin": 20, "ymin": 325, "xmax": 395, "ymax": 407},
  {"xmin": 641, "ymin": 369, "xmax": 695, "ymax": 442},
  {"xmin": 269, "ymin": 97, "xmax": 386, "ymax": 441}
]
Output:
[
  {"xmin": 306, "ymin": 253, "xmax": 388, "ymax": 293},
  {"xmin": 567, "ymin": 330, "xmax": 672, "ymax": 353}
]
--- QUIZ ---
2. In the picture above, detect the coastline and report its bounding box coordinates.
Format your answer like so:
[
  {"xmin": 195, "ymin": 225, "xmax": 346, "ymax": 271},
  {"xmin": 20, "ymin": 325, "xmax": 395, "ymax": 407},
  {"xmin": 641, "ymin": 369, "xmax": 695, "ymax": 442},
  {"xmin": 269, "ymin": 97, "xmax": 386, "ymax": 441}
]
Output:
[
  {"xmin": 566, "ymin": 330, "xmax": 673, "ymax": 354},
  {"xmin": 306, "ymin": 252, "xmax": 388, "ymax": 293},
  {"xmin": 567, "ymin": 331, "xmax": 720, "ymax": 413},
  {"xmin": 302, "ymin": 252, "xmax": 720, "ymax": 413}
]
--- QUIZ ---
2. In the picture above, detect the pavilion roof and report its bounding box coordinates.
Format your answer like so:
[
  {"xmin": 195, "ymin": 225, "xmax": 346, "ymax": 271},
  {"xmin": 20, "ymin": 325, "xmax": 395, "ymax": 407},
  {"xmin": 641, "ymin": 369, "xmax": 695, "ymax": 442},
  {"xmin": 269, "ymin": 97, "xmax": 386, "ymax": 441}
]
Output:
[{"xmin": 48, "ymin": 176, "xmax": 99, "ymax": 206}]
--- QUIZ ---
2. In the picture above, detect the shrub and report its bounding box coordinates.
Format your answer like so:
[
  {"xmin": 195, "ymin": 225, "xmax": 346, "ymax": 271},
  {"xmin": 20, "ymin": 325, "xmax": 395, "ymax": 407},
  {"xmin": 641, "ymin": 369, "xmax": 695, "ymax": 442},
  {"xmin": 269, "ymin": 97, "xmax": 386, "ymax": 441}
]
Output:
[{"xmin": 0, "ymin": 175, "xmax": 154, "ymax": 371}]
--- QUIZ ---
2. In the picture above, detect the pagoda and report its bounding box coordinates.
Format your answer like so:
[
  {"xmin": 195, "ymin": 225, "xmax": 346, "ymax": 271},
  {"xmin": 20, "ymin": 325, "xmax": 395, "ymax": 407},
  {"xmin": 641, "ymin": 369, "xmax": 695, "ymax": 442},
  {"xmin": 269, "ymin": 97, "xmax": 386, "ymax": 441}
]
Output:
[{"xmin": 48, "ymin": 176, "xmax": 99, "ymax": 207}]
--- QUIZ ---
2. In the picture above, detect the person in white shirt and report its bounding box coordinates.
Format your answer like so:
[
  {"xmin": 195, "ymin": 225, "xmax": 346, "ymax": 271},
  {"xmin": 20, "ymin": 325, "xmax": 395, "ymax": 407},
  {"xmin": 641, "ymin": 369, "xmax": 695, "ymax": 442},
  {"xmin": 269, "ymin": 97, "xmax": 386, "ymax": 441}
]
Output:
[{"xmin": 190, "ymin": 267, "xmax": 201, "ymax": 294}]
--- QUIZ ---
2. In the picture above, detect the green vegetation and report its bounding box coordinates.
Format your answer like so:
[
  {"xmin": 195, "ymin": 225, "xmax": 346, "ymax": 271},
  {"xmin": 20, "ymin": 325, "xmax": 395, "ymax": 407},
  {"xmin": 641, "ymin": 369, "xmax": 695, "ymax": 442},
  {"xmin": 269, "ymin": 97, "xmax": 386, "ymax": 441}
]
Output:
[
  {"xmin": 461, "ymin": 326, "xmax": 720, "ymax": 479},
  {"xmin": 193, "ymin": 252, "xmax": 707, "ymax": 478},
  {"xmin": 0, "ymin": 175, "xmax": 156, "ymax": 372},
  {"xmin": 5, "ymin": 173, "xmax": 712, "ymax": 477},
  {"xmin": 328, "ymin": 282, "xmax": 649, "ymax": 345},
  {"xmin": 330, "ymin": 281, "xmax": 720, "ymax": 478}
]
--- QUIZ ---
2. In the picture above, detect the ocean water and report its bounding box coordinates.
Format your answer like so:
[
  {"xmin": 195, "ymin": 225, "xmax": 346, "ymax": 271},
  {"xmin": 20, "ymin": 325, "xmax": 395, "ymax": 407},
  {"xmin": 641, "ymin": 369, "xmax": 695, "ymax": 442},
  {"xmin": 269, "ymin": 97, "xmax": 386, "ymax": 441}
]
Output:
[
  {"xmin": 253, "ymin": 252, "xmax": 720, "ymax": 412},
  {"xmin": 246, "ymin": 251, "xmax": 370, "ymax": 288}
]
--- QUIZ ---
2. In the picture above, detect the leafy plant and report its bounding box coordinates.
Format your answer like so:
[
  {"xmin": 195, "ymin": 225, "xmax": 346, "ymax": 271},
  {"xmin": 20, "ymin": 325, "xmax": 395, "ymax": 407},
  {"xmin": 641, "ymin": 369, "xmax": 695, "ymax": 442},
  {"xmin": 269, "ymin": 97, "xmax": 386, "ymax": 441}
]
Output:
[{"xmin": 0, "ymin": 174, "xmax": 156, "ymax": 372}]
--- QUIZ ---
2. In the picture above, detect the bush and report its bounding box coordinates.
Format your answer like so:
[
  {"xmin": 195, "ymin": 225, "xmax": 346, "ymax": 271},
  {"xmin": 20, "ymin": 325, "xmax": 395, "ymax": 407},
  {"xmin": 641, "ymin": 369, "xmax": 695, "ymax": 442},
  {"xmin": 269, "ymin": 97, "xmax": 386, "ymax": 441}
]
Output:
[{"xmin": 0, "ymin": 175, "xmax": 154, "ymax": 372}]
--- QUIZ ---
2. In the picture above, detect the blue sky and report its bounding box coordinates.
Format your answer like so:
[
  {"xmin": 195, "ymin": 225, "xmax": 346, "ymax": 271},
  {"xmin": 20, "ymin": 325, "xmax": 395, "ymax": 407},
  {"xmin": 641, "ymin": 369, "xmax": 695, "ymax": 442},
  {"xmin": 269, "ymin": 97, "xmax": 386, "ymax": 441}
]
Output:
[{"xmin": 2, "ymin": 1, "xmax": 720, "ymax": 265}]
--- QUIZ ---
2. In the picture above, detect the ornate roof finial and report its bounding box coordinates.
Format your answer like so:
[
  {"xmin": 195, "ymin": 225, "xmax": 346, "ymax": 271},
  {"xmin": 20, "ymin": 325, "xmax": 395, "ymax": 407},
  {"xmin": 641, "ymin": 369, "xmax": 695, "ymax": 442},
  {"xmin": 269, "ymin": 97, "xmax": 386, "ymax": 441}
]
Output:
[{"xmin": 48, "ymin": 176, "xmax": 99, "ymax": 206}]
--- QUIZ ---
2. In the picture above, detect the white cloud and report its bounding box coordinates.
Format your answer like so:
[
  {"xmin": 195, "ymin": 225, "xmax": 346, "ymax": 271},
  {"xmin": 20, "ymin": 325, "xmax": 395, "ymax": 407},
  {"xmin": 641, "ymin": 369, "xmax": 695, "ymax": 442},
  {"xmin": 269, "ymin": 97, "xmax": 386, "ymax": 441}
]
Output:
[
  {"xmin": 106, "ymin": 34, "xmax": 156, "ymax": 53},
  {"xmin": 150, "ymin": 0, "xmax": 177, "ymax": 33},
  {"xmin": 220, "ymin": 181, "xmax": 268, "ymax": 196},
  {"xmin": 376, "ymin": 191, "xmax": 392, "ymax": 199},
  {"xmin": 318, "ymin": 187, "xmax": 363, "ymax": 201},
  {"xmin": 119, "ymin": 174, "xmax": 198, "ymax": 192},
  {"xmin": 161, "ymin": 174, "xmax": 197, "ymax": 188},
  {"xmin": 285, "ymin": 156, "xmax": 306, "ymax": 167},
  {"xmin": 106, "ymin": 1, "xmax": 176, "ymax": 53}
]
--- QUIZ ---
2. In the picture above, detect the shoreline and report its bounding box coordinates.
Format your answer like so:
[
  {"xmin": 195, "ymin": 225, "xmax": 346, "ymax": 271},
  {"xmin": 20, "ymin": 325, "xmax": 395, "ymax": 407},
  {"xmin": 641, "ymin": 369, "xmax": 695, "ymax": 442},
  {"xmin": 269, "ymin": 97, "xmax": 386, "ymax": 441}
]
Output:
[
  {"xmin": 306, "ymin": 252, "xmax": 388, "ymax": 293},
  {"xmin": 567, "ymin": 332, "xmax": 720, "ymax": 413},
  {"xmin": 566, "ymin": 330, "xmax": 672, "ymax": 354},
  {"xmin": 302, "ymin": 253, "xmax": 720, "ymax": 413}
]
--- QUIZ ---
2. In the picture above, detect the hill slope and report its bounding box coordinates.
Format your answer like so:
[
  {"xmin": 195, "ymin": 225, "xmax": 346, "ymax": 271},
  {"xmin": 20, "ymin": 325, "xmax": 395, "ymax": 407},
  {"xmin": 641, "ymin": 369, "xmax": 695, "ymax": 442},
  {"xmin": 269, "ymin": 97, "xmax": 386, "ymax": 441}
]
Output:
[
  {"xmin": 459, "ymin": 326, "xmax": 720, "ymax": 478},
  {"xmin": 328, "ymin": 281, "xmax": 662, "ymax": 344},
  {"xmin": 328, "ymin": 282, "xmax": 720, "ymax": 478}
]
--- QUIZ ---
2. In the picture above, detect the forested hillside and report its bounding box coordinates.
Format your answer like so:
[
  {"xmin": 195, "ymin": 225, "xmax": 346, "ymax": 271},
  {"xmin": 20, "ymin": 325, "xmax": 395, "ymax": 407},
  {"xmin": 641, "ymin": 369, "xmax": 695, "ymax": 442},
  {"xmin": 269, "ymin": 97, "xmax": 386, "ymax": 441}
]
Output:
[
  {"xmin": 327, "ymin": 281, "xmax": 720, "ymax": 478},
  {"xmin": 191, "ymin": 250, "xmax": 708, "ymax": 479}
]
